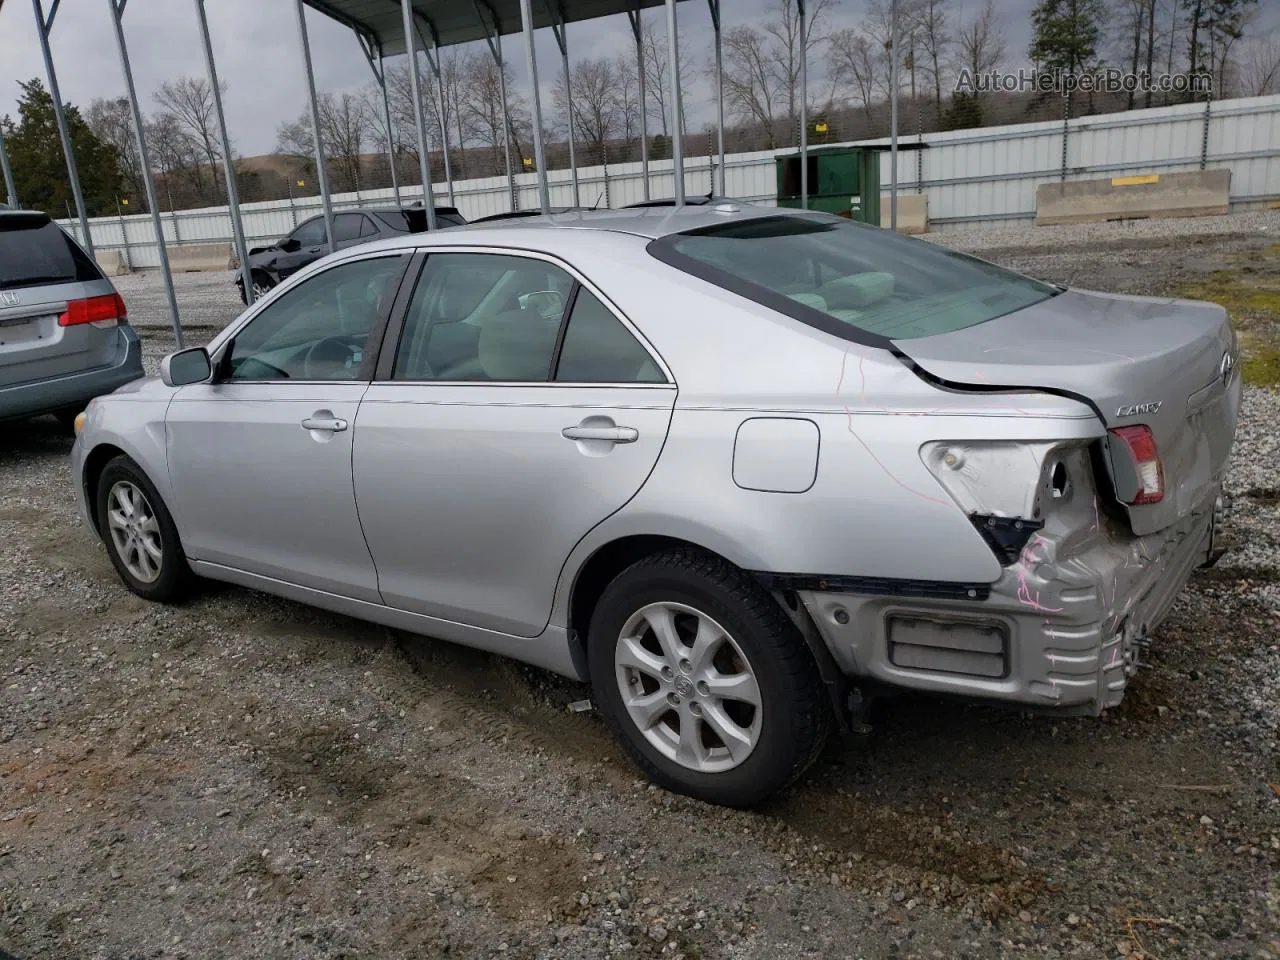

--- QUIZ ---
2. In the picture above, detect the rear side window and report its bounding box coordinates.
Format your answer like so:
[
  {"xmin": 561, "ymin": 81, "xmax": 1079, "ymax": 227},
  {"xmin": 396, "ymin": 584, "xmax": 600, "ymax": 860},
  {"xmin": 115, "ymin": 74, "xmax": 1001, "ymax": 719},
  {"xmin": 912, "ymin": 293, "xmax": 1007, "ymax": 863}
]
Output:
[
  {"xmin": 647, "ymin": 215, "xmax": 1059, "ymax": 344},
  {"xmin": 555, "ymin": 289, "xmax": 665, "ymax": 383},
  {"xmin": 0, "ymin": 216, "xmax": 102, "ymax": 290}
]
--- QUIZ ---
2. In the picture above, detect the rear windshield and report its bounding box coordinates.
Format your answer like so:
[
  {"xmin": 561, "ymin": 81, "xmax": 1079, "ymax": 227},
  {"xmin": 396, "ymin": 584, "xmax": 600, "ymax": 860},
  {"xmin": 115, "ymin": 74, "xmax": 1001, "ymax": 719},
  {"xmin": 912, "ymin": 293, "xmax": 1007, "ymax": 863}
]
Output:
[
  {"xmin": 0, "ymin": 216, "xmax": 103, "ymax": 291},
  {"xmin": 647, "ymin": 215, "xmax": 1059, "ymax": 344},
  {"xmin": 375, "ymin": 210, "xmax": 467, "ymax": 233}
]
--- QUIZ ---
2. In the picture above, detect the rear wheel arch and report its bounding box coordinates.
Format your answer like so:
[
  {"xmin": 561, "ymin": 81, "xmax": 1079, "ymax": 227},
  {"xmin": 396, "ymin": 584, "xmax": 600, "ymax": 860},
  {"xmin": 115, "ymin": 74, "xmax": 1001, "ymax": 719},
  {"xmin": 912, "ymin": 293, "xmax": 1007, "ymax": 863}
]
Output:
[{"xmin": 568, "ymin": 535, "xmax": 696, "ymax": 673}]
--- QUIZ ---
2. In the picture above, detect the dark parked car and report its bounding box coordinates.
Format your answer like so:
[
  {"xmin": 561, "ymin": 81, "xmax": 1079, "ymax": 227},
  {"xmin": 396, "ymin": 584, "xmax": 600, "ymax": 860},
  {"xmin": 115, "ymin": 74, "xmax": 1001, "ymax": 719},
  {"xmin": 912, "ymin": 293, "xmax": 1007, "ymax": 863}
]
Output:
[
  {"xmin": 235, "ymin": 205, "xmax": 467, "ymax": 302},
  {"xmin": 0, "ymin": 209, "xmax": 143, "ymax": 430}
]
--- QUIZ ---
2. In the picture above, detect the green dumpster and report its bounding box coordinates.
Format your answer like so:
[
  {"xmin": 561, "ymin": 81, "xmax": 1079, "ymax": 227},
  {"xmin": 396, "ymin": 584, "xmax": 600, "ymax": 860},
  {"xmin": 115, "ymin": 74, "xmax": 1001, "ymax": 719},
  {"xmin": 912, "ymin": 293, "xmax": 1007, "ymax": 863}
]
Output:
[{"xmin": 775, "ymin": 146, "xmax": 881, "ymax": 225}]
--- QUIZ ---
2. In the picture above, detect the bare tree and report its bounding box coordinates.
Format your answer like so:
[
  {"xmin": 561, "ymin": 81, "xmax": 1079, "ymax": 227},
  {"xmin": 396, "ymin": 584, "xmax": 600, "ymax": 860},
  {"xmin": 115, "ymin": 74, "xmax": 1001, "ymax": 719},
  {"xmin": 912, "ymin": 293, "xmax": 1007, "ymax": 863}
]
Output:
[
  {"xmin": 955, "ymin": 0, "xmax": 1006, "ymax": 78},
  {"xmin": 381, "ymin": 49, "xmax": 468, "ymax": 179},
  {"xmin": 86, "ymin": 96, "xmax": 146, "ymax": 208},
  {"xmin": 275, "ymin": 92, "xmax": 373, "ymax": 192},
  {"xmin": 722, "ymin": 26, "xmax": 783, "ymax": 146},
  {"xmin": 905, "ymin": 0, "xmax": 951, "ymax": 109},
  {"xmin": 554, "ymin": 57, "xmax": 624, "ymax": 162},
  {"xmin": 462, "ymin": 55, "xmax": 529, "ymax": 177},
  {"xmin": 153, "ymin": 77, "xmax": 226, "ymax": 203},
  {"xmin": 827, "ymin": 28, "xmax": 884, "ymax": 127},
  {"xmin": 613, "ymin": 52, "xmax": 642, "ymax": 144},
  {"xmin": 641, "ymin": 10, "xmax": 695, "ymax": 139},
  {"xmin": 719, "ymin": 0, "xmax": 838, "ymax": 149},
  {"xmin": 146, "ymin": 112, "xmax": 203, "ymax": 210},
  {"xmin": 1239, "ymin": 32, "xmax": 1280, "ymax": 95},
  {"xmin": 762, "ymin": 0, "xmax": 840, "ymax": 132}
]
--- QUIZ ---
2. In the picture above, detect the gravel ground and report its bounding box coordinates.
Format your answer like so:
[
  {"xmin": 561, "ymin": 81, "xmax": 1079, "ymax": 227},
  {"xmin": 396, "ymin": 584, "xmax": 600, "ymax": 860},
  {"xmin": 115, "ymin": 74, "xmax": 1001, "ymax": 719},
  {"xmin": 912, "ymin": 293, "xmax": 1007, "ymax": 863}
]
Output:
[{"xmin": 2, "ymin": 213, "xmax": 1278, "ymax": 960}]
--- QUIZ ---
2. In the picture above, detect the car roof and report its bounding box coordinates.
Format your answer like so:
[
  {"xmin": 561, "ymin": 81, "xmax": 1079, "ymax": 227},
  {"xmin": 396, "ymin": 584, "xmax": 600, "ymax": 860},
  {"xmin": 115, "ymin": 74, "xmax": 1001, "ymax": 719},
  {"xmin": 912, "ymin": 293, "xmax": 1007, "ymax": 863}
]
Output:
[{"xmin": 357, "ymin": 202, "xmax": 811, "ymax": 251}]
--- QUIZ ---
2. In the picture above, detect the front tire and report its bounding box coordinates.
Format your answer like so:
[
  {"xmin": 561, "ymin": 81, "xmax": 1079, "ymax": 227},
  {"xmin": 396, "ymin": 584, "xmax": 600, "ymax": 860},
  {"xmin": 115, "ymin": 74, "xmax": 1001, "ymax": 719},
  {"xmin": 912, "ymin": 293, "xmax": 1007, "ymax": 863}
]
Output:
[
  {"xmin": 587, "ymin": 548, "xmax": 831, "ymax": 808},
  {"xmin": 95, "ymin": 455, "xmax": 193, "ymax": 603},
  {"xmin": 239, "ymin": 273, "xmax": 274, "ymax": 304}
]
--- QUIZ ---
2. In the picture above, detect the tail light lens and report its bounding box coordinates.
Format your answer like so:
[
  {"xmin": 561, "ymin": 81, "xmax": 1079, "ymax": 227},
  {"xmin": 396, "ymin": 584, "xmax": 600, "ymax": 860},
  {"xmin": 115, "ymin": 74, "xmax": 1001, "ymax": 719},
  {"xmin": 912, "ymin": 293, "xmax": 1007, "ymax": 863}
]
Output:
[
  {"xmin": 59, "ymin": 292, "xmax": 128, "ymax": 328},
  {"xmin": 1109, "ymin": 425, "xmax": 1164, "ymax": 505}
]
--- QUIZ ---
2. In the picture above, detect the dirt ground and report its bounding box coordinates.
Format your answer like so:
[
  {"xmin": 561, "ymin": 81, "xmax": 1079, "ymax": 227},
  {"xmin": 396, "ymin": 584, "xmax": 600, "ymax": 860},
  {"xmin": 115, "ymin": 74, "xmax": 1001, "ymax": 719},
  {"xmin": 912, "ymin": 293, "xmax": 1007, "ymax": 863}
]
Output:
[{"xmin": 1, "ymin": 215, "xmax": 1278, "ymax": 960}]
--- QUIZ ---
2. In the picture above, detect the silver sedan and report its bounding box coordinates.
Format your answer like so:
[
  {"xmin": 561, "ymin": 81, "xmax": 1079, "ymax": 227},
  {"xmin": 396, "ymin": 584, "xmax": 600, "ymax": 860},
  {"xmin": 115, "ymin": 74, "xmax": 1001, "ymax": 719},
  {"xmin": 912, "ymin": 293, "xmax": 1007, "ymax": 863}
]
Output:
[{"xmin": 69, "ymin": 204, "xmax": 1240, "ymax": 808}]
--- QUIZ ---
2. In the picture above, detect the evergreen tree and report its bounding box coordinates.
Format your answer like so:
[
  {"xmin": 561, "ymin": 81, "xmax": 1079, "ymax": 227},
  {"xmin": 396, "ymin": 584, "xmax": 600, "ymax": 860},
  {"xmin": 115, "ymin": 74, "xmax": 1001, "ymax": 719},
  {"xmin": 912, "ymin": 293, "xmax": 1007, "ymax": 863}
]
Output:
[
  {"xmin": 2, "ymin": 79, "xmax": 125, "ymax": 217},
  {"xmin": 1029, "ymin": 0, "xmax": 1107, "ymax": 75}
]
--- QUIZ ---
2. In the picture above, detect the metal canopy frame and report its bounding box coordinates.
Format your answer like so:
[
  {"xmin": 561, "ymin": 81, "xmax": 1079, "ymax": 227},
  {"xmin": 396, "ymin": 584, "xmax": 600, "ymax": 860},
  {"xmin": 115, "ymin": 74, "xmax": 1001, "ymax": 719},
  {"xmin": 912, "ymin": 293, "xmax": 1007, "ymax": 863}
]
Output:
[{"xmin": 0, "ymin": 0, "xmax": 895, "ymax": 345}]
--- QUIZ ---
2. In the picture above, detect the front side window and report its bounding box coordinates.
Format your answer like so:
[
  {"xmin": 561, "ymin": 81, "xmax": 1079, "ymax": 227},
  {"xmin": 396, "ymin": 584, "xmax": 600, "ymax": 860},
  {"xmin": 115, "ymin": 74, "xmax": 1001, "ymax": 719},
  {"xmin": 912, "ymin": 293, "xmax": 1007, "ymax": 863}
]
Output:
[
  {"xmin": 226, "ymin": 256, "xmax": 404, "ymax": 381},
  {"xmin": 290, "ymin": 218, "xmax": 327, "ymax": 248},
  {"xmin": 649, "ymin": 215, "xmax": 1059, "ymax": 343},
  {"xmin": 393, "ymin": 253, "xmax": 575, "ymax": 382}
]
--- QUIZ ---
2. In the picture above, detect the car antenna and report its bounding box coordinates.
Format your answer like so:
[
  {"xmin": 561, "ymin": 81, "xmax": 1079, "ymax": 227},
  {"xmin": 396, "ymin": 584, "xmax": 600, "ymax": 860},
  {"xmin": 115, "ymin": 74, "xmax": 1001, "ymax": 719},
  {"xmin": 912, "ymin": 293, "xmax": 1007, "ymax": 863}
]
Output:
[{"xmin": 591, "ymin": 191, "xmax": 605, "ymax": 210}]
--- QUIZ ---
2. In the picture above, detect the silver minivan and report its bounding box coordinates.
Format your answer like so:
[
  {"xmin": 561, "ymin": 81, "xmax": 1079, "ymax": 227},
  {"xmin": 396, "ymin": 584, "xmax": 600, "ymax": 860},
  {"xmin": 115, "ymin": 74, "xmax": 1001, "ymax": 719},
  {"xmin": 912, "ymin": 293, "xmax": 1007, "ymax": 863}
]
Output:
[{"xmin": 0, "ymin": 209, "xmax": 144, "ymax": 428}]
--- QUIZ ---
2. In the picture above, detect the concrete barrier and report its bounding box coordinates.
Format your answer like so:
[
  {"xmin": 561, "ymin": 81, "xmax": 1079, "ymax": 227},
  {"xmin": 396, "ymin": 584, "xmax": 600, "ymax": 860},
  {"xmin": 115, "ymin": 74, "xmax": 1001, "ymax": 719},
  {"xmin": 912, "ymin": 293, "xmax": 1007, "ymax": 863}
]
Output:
[
  {"xmin": 1035, "ymin": 169, "xmax": 1231, "ymax": 225},
  {"xmin": 94, "ymin": 250, "xmax": 130, "ymax": 277},
  {"xmin": 167, "ymin": 241, "xmax": 235, "ymax": 273},
  {"xmin": 879, "ymin": 193, "xmax": 928, "ymax": 234}
]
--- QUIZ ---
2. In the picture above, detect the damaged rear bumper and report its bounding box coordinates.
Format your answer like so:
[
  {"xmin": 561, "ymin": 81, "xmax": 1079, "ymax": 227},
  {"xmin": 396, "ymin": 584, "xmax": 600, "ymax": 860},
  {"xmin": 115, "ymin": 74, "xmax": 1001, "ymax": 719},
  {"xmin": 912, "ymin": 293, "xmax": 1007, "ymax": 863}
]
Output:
[{"xmin": 789, "ymin": 486, "xmax": 1220, "ymax": 716}]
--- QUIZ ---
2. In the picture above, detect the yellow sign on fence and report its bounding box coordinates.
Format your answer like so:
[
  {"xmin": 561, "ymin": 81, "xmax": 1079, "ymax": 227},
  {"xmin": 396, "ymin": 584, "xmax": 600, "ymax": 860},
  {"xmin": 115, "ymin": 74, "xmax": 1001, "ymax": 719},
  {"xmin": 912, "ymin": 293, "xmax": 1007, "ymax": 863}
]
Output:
[{"xmin": 1111, "ymin": 174, "xmax": 1160, "ymax": 186}]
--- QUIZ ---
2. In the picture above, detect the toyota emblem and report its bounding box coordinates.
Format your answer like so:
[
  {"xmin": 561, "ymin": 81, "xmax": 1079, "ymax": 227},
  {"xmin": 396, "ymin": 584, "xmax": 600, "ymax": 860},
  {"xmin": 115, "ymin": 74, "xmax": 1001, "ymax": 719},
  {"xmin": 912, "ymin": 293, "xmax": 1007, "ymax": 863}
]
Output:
[{"xmin": 1220, "ymin": 350, "xmax": 1235, "ymax": 384}]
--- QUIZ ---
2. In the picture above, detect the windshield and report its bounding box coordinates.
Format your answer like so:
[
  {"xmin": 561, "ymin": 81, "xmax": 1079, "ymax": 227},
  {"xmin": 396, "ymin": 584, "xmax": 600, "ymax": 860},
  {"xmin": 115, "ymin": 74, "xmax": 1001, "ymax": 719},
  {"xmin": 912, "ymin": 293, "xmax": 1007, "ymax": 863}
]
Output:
[
  {"xmin": 648, "ymin": 215, "xmax": 1059, "ymax": 344},
  {"xmin": 0, "ymin": 216, "xmax": 103, "ymax": 290}
]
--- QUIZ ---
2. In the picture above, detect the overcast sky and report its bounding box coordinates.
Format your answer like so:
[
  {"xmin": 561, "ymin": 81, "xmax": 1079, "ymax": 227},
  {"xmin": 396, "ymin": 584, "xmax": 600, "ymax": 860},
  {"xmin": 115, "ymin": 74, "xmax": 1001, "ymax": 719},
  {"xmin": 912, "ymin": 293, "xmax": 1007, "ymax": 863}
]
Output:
[{"xmin": 0, "ymin": 0, "xmax": 1273, "ymax": 158}]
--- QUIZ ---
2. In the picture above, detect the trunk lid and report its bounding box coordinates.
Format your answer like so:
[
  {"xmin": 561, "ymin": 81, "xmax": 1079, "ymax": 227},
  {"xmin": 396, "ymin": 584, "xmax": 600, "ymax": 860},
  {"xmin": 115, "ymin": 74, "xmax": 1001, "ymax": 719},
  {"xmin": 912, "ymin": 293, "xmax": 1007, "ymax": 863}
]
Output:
[{"xmin": 894, "ymin": 288, "xmax": 1240, "ymax": 535}]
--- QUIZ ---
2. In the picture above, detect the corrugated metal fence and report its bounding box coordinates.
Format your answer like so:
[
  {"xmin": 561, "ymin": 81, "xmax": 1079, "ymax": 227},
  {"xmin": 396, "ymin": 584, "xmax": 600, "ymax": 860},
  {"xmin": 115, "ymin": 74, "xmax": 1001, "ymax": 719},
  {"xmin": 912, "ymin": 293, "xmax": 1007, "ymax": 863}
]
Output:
[{"xmin": 63, "ymin": 92, "xmax": 1280, "ymax": 269}]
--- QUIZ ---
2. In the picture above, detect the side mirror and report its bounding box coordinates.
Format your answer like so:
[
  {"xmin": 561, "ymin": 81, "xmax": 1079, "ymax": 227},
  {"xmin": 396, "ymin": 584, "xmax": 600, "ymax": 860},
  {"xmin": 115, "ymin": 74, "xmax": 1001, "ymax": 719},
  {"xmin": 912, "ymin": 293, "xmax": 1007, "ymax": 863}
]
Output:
[
  {"xmin": 281, "ymin": 237, "xmax": 301, "ymax": 252},
  {"xmin": 160, "ymin": 346, "xmax": 213, "ymax": 387},
  {"xmin": 518, "ymin": 290, "xmax": 565, "ymax": 320}
]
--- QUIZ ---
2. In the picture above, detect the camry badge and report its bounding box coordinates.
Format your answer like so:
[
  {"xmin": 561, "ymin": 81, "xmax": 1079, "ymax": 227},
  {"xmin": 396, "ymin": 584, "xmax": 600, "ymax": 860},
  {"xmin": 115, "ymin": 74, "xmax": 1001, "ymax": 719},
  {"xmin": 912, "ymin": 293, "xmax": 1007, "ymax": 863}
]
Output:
[
  {"xmin": 0, "ymin": 291, "xmax": 19, "ymax": 307},
  {"xmin": 1116, "ymin": 401, "xmax": 1162, "ymax": 417}
]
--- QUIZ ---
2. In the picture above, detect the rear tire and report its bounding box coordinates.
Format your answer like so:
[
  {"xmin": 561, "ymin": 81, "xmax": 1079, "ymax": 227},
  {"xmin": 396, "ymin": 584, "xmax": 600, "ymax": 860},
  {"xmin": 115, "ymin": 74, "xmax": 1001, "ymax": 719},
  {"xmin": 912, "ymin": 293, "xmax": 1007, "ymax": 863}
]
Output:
[
  {"xmin": 95, "ymin": 455, "xmax": 193, "ymax": 603},
  {"xmin": 587, "ymin": 548, "xmax": 831, "ymax": 808}
]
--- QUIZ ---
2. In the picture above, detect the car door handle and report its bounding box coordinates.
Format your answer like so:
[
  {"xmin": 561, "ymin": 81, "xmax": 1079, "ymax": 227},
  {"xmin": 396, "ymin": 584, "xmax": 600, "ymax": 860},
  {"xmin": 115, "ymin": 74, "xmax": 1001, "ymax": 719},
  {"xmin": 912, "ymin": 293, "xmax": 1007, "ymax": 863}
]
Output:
[
  {"xmin": 562, "ymin": 424, "xmax": 638, "ymax": 443},
  {"xmin": 301, "ymin": 416, "xmax": 348, "ymax": 432}
]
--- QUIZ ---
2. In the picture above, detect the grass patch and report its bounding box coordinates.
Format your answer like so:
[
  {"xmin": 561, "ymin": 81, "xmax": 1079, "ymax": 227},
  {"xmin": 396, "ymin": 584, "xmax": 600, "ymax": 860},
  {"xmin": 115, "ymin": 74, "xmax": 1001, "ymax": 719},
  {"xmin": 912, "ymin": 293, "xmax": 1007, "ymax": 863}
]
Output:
[
  {"xmin": 1240, "ymin": 330, "xmax": 1280, "ymax": 388},
  {"xmin": 1176, "ymin": 244, "xmax": 1280, "ymax": 328}
]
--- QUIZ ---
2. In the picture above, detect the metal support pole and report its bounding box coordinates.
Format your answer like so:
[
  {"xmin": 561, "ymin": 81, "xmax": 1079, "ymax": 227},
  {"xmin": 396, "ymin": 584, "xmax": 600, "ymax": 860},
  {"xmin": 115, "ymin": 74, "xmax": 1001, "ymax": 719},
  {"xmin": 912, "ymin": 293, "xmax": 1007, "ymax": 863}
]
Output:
[
  {"xmin": 664, "ymin": 0, "xmax": 685, "ymax": 206},
  {"xmin": 402, "ymin": 0, "xmax": 439, "ymax": 228},
  {"xmin": 195, "ymin": 0, "xmax": 255, "ymax": 306},
  {"xmin": 497, "ymin": 45, "xmax": 516, "ymax": 211},
  {"xmin": 520, "ymin": 0, "xmax": 550, "ymax": 213},
  {"xmin": 473, "ymin": 0, "xmax": 516, "ymax": 211},
  {"xmin": 629, "ymin": 7, "xmax": 650, "ymax": 201},
  {"xmin": 107, "ymin": 0, "xmax": 184, "ymax": 348},
  {"xmin": 889, "ymin": 0, "xmax": 899, "ymax": 231},
  {"xmin": 294, "ymin": 0, "xmax": 336, "ymax": 246},
  {"xmin": 424, "ymin": 35, "xmax": 457, "ymax": 206},
  {"xmin": 709, "ymin": 0, "xmax": 725, "ymax": 196},
  {"xmin": 798, "ymin": 0, "xmax": 808, "ymax": 209},
  {"xmin": 550, "ymin": 7, "xmax": 580, "ymax": 207},
  {"xmin": 362, "ymin": 39, "xmax": 402, "ymax": 206},
  {"xmin": 33, "ymin": 0, "xmax": 92, "ymax": 255},
  {"xmin": 0, "ymin": 124, "xmax": 18, "ymax": 208}
]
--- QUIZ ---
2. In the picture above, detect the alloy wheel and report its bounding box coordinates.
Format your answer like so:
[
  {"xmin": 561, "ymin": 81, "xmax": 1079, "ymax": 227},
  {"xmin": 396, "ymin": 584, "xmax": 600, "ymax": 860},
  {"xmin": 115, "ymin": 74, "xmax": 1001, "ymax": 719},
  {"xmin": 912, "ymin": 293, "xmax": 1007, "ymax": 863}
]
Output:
[
  {"xmin": 105, "ymin": 480, "xmax": 163, "ymax": 584},
  {"xmin": 614, "ymin": 602, "xmax": 762, "ymax": 774}
]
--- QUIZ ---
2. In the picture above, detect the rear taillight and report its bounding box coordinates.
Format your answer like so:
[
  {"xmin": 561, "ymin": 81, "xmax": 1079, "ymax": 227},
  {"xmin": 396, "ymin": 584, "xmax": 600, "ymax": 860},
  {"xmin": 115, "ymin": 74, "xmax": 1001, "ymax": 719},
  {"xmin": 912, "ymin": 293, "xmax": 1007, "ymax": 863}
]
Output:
[
  {"xmin": 1109, "ymin": 425, "xmax": 1164, "ymax": 505},
  {"xmin": 59, "ymin": 292, "xmax": 127, "ymax": 328}
]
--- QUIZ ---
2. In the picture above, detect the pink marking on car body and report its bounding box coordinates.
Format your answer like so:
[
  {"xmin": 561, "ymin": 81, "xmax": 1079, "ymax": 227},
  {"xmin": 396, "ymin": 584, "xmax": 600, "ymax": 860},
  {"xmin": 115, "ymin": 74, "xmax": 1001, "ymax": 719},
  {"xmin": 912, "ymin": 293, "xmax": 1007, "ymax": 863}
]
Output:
[{"xmin": 1017, "ymin": 571, "xmax": 1064, "ymax": 613}]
